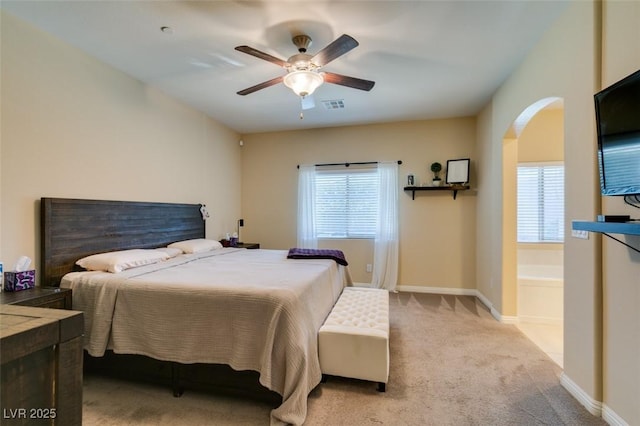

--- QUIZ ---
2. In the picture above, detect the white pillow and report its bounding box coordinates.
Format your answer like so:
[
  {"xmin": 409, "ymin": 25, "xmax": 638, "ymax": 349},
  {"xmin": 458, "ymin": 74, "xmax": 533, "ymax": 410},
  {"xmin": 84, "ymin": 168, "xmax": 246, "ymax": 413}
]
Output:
[
  {"xmin": 76, "ymin": 249, "xmax": 169, "ymax": 273},
  {"xmin": 154, "ymin": 247, "xmax": 183, "ymax": 258},
  {"xmin": 167, "ymin": 238, "xmax": 222, "ymax": 254}
]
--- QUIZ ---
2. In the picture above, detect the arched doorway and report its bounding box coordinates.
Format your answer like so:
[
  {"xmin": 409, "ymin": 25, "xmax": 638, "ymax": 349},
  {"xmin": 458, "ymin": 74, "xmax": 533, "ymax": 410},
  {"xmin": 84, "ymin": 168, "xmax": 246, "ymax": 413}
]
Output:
[{"xmin": 502, "ymin": 97, "xmax": 565, "ymax": 366}]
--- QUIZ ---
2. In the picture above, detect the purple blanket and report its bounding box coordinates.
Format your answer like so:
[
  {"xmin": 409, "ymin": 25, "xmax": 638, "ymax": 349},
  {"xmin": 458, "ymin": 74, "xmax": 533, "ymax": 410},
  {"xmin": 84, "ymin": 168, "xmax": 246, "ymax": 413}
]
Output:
[{"xmin": 287, "ymin": 248, "xmax": 349, "ymax": 266}]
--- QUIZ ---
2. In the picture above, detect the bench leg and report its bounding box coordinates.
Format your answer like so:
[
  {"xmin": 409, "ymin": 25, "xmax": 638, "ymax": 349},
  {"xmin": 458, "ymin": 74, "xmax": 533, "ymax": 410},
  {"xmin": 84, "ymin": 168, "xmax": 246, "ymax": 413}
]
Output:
[{"xmin": 377, "ymin": 382, "xmax": 386, "ymax": 392}]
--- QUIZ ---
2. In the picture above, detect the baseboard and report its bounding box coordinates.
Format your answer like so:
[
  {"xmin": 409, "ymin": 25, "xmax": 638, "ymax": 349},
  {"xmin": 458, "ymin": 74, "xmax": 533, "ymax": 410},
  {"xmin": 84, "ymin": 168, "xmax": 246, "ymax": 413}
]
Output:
[
  {"xmin": 602, "ymin": 404, "xmax": 629, "ymax": 426},
  {"xmin": 475, "ymin": 290, "xmax": 518, "ymax": 324},
  {"xmin": 559, "ymin": 372, "xmax": 602, "ymax": 417},
  {"xmin": 472, "ymin": 290, "xmax": 490, "ymax": 309},
  {"xmin": 487, "ymin": 310, "xmax": 517, "ymax": 324}
]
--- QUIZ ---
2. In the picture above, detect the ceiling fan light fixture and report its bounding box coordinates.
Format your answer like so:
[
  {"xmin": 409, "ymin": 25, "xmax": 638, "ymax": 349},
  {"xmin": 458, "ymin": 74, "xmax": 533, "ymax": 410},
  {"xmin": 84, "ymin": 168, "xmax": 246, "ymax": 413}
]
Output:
[
  {"xmin": 283, "ymin": 70, "xmax": 324, "ymax": 97},
  {"xmin": 235, "ymin": 34, "xmax": 373, "ymax": 97}
]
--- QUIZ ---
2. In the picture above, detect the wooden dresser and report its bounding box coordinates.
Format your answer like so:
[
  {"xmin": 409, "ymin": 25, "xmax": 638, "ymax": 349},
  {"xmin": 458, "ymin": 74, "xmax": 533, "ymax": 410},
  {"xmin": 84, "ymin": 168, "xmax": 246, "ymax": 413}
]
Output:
[{"xmin": 1, "ymin": 304, "xmax": 83, "ymax": 425}]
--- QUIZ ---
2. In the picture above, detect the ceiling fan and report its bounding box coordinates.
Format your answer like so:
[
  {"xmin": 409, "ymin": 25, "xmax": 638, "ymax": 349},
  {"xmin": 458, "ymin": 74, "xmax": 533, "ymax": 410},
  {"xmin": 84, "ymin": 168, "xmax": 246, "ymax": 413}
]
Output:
[{"xmin": 235, "ymin": 34, "xmax": 375, "ymax": 101}]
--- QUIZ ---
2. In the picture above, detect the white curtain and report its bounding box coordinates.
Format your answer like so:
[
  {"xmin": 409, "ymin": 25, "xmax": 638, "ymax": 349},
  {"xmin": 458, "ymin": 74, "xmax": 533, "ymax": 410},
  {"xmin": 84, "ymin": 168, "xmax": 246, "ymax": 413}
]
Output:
[
  {"xmin": 371, "ymin": 161, "xmax": 399, "ymax": 291},
  {"xmin": 297, "ymin": 164, "xmax": 318, "ymax": 248}
]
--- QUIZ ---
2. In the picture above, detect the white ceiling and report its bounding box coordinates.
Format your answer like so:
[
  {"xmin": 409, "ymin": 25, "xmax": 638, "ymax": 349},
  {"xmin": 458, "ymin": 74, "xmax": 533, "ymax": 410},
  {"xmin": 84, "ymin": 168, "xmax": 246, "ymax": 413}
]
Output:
[{"xmin": 1, "ymin": 1, "xmax": 568, "ymax": 134}]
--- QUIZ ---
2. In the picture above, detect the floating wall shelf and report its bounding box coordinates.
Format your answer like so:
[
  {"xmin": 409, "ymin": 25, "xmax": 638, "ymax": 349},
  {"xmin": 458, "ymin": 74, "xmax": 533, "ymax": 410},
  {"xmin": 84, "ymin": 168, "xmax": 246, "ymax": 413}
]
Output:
[
  {"xmin": 572, "ymin": 221, "xmax": 640, "ymax": 236},
  {"xmin": 404, "ymin": 185, "xmax": 470, "ymax": 200},
  {"xmin": 572, "ymin": 220, "xmax": 640, "ymax": 253}
]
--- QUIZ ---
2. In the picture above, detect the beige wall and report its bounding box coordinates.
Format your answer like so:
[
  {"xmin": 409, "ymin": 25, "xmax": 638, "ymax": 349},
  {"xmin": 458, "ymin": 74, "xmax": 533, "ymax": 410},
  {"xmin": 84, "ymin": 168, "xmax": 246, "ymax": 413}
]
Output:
[
  {"xmin": 486, "ymin": 0, "xmax": 604, "ymax": 408},
  {"xmin": 518, "ymin": 108, "xmax": 564, "ymax": 163},
  {"xmin": 475, "ymin": 102, "xmax": 501, "ymax": 307},
  {"xmin": 478, "ymin": 0, "xmax": 640, "ymax": 424},
  {"xmin": 0, "ymin": 11, "xmax": 242, "ymax": 278},
  {"xmin": 599, "ymin": 1, "xmax": 640, "ymax": 424},
  {"xmin": 480, "ymin": 0, "xmax": 602, "ymax": 399},
  {"xmin": 240, "ymin": 119, "xmax": 476, "ymax": 286},
  {"xmin": 501, "ymin": 137, "xmax": 518, "ymax": 317}
]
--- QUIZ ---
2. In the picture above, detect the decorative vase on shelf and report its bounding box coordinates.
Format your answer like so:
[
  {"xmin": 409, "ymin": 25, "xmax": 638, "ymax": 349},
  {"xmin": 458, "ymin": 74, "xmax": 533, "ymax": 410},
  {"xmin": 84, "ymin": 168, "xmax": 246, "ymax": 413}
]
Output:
[{"xmin": 430, "ymin": 162, "xmax": 443, "ymax": 187}]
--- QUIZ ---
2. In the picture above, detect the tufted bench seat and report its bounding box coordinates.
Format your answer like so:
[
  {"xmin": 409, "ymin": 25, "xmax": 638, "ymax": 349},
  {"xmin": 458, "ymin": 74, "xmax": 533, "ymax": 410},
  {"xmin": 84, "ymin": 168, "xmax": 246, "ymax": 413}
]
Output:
[{"xmin": 318, "ymin": 286, "xmax": 389, "ymax": 391}]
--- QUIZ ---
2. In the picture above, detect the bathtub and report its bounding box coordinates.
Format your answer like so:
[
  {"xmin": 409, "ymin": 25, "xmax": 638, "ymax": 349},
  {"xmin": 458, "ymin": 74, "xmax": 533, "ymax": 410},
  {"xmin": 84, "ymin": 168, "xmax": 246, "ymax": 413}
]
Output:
[{"xmin": 518, "ymin": 248, "xmax": 564, "ymax": 324}]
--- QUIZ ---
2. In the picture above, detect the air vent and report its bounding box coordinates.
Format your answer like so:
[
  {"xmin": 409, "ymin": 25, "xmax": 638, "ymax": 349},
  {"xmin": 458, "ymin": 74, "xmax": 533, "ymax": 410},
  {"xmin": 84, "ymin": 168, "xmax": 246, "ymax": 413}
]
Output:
[{"xmin": 321, "ymin": 99, "xmax": 345, "ymax": 110}]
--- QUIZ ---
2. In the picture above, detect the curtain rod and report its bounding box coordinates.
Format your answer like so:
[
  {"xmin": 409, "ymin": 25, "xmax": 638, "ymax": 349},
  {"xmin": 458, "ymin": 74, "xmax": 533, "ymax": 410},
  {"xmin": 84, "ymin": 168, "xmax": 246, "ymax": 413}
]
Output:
[{"xmin": 297, "ymin": 160, "xmax": 402, "ymax": 169}]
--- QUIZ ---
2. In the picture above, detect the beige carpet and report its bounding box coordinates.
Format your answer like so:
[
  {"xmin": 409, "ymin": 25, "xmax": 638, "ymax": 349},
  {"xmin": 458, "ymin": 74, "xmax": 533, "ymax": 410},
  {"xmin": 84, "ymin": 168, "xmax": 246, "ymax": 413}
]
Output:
[{"xmin": 82, "ymin": 292, "xmax": 606, "ymax": 425}]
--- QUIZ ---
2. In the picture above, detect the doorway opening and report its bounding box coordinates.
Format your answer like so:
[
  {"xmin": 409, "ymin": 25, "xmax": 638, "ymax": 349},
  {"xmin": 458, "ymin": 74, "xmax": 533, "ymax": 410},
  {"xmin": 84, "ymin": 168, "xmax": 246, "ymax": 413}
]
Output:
[{"xmin": 502, "ymin": 97, "xmax": 565, "ymax": 367}]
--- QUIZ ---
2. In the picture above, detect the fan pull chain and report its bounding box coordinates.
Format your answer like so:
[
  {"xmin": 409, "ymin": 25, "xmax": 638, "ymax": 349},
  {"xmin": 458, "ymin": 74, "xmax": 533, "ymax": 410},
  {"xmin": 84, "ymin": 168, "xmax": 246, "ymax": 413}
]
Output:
[{"xmin": 299, "ymin": 98, "xmax": 304, "ymax": 120}]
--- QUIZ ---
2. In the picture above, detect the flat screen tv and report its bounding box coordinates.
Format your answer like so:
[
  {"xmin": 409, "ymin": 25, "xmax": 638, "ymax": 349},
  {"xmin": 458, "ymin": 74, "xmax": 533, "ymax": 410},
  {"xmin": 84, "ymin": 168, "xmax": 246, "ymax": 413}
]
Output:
[{"xmin": 594, "ymin": 69, "xmax": 640, "ymax": 196}]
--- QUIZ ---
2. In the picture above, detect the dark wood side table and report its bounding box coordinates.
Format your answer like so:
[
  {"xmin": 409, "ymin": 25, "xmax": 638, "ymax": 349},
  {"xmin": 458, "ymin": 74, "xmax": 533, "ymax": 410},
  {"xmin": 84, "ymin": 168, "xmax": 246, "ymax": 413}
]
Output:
[
  {"xmin": 1, "ymin": 304, "xmax": 83, "ymax": 425},
  {"xmin": 1, "ymin": 287, "xmax": 72, "ymax": 310},
  {"xmin": 236, "ymin": 243, "xmax": 260, "ymax": 249}
]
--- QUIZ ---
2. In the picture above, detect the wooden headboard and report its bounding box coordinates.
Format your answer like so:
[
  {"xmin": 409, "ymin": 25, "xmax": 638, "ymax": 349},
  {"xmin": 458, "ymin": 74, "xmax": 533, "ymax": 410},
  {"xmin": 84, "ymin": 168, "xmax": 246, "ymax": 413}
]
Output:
[{"xmin": 40, "ymin": 198, "xmax": 205, "ymax": 287}]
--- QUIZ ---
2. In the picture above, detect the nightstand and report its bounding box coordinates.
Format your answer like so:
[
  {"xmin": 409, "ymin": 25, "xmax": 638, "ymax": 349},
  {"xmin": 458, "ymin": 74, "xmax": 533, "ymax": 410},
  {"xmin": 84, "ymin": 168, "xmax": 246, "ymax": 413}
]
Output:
[
  {"xmin": 0, "ymin": 287, "xmax": 72, "ymax": 310},
  {"xmin": 236, "ymin": 243, "xmax": 260, "ymax": 249}
]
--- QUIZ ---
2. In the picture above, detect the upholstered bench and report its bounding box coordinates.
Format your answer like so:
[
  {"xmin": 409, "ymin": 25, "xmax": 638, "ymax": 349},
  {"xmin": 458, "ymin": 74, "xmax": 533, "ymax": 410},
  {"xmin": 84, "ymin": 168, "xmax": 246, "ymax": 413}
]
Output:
[{"xmin": 318, "ymin": 286, "xmax": 389, "ymax": 391}]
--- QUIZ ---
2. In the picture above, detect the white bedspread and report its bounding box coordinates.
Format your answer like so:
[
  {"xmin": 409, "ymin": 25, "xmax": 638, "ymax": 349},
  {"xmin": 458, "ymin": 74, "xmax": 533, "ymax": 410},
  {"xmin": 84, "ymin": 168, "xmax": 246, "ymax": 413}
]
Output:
[{"xmin": 61, "ymin": 248, "xmax": 351, "ymax": 425}]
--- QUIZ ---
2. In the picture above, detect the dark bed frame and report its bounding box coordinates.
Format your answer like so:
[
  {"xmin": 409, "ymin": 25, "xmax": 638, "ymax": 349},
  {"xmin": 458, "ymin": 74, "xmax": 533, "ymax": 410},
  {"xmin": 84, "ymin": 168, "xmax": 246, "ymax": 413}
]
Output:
[
  {"xmin": 40, "ymin": 197, "xmax": 205, "ymax": 287},
  {"xmin": 39, "ymin": 197, "xmax": 279, "ymax": 403}
]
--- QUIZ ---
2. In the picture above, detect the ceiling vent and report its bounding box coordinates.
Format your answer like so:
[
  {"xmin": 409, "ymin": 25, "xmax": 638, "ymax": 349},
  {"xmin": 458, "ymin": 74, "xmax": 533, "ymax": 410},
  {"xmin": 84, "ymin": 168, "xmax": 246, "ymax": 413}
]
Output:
[{"xmin": 321, "ymin": 99, "xmax": 345, "ymax": 110}]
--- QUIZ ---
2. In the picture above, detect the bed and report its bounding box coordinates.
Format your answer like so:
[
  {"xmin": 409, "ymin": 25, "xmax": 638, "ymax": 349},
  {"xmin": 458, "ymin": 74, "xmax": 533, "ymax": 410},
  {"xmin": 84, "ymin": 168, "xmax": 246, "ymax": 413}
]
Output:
[{"xmin": 40, "ymin": 197, "xmax": 351, "ymax": 426}]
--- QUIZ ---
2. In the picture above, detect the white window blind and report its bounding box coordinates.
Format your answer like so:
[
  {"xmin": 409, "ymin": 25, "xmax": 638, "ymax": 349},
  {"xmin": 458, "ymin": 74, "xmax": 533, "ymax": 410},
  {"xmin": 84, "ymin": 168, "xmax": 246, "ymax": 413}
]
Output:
[
  {"xmin": 517, "ymin": 163, "xmax": 564, "ymax": 243},
  {"xmin": 315, "ymin": 168, "xmax": 378, "ymax": 238}
]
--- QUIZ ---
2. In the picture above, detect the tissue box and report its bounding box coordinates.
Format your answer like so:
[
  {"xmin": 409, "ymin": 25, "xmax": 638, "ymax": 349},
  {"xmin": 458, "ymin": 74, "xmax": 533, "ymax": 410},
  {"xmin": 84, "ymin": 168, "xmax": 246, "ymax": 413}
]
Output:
[{"xmin": 4, "ymin": 270, "xmax": 36, "ymax": 292}]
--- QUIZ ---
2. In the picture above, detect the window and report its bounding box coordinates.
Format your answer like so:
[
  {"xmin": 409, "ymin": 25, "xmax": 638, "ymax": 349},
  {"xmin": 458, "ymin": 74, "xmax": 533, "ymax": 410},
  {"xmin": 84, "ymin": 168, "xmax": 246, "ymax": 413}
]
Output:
[
  {"xmin": 517, "ymin": 163, "xmax": 564, "ymax": 242},
  {"xmin": 315, "ymin": 168, "xmax": 378, "ymax": 238}
]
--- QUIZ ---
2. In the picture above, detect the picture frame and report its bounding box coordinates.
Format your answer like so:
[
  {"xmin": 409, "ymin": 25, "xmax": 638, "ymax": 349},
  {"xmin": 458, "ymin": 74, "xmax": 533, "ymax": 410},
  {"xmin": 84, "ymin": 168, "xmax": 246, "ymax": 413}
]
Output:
[{"xmin": 446, "ymin": 158, "xmax": 470, "ymax": 185}]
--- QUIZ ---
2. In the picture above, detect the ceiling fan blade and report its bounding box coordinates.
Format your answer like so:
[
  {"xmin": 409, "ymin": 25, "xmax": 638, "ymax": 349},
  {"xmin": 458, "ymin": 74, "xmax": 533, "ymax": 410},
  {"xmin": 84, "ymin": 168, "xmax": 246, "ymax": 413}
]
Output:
[
  {"xmin": 311, "ymin": 34, "xmax": 359, "ymax": 67},
  {"xmin": 235, "ymin": 45, "xmax": 288, "ymax": 67},
  {"xmin": 301, "ymin": 95, "xmax": 316, "ymax": 110},
  {"xmin": 237, "ymin": 76, "xmax": 284, "ymax": 96},
  {"xmin": 322, "ymin": 72, "xmax": 375, "ymax": 91}
]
